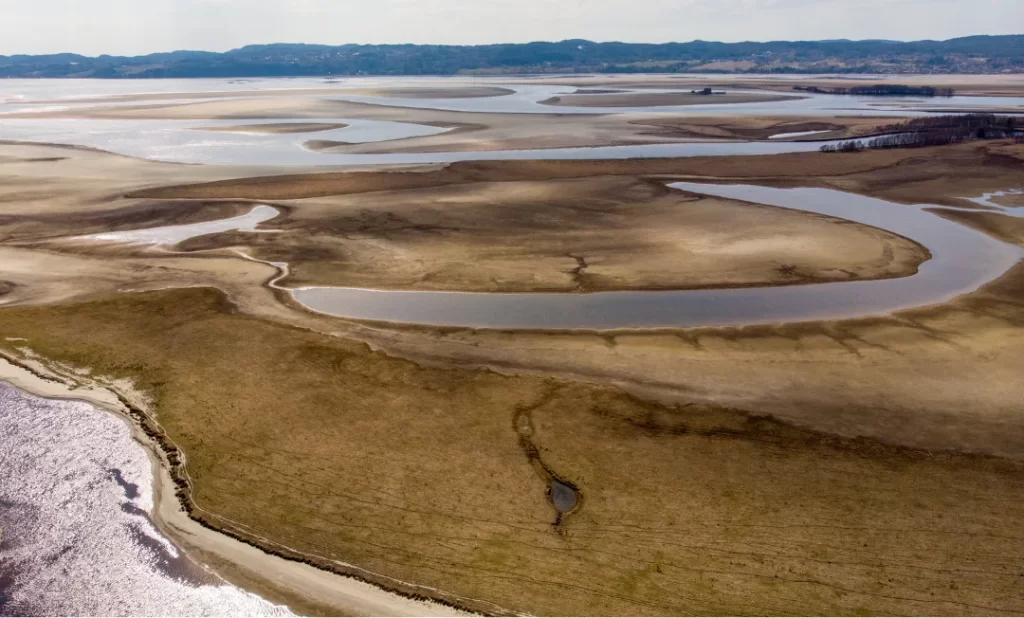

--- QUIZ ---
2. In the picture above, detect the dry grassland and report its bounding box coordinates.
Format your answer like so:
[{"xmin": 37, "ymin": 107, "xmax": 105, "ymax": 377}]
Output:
[
  {"xmin": 1, "ymin": 139, "xmax": 1023, "ymax": 615},
  {"xmin": 1, "ymin": 289, "xmax": 1023, "ymax": 616}
]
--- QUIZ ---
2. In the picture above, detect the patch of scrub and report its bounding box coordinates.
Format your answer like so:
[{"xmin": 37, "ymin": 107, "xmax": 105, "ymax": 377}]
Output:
[{"xmin": 75, "ymin": 205, "xmax": 280, "ymax": 246}]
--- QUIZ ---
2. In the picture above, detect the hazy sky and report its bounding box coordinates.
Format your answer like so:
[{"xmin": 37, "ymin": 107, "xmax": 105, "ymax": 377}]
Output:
[{"xmin": 0, "ymin": 0, "xmax": 1020, "ymax": 56}]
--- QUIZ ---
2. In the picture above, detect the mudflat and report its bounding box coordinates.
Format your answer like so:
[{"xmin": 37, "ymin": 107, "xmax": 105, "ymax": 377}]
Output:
[
  {"xmin": 195, "ymin": 122, "xmax": 349, "ymax": 134},
  {"xmin": 2, "ymin": 77, "xmax": 1024, "ymax": 616},
  {"xmin": 631, "ymin": 115, "xmax": 903, "ymax": 141},
  {"xmin": 540, "ymin": 91, "xmax": 802, "ymax": 107},
  {"xmin": 176, "ymin": 175, "xmax": 927, "ymax": 293}
]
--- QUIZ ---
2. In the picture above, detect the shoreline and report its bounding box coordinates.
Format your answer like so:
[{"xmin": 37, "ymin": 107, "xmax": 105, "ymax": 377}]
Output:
[{"xmin": 0, "ymin": 353, "xmax": 476, "ymax": 617}]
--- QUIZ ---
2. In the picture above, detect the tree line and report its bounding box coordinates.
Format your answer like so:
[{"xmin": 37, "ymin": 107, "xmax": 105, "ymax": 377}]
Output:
[
  {"xmin": 820, "ymin": 114, "xmax": 1023, "ymax": 152},
  {"xmin": 795, "ymin": 84, "xmax": 955, "ymax": 97}
]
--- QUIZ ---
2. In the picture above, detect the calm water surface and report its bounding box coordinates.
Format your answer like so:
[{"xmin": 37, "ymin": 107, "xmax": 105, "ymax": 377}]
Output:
[{"xmin": 292, "ymin": 183, "xmax": 1024, "ymax": 329}]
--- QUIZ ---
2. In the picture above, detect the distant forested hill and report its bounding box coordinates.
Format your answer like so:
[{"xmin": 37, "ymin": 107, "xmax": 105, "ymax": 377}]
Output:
[{"xmin": 1, "ymin": 36, "xmax": 1022, "ymax": 78}]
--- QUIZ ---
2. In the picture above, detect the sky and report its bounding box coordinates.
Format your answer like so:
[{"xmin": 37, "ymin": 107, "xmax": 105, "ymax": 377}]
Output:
[{"xmin": 0, "ymin": 0, "xmax": 1020, "ymax": 56}]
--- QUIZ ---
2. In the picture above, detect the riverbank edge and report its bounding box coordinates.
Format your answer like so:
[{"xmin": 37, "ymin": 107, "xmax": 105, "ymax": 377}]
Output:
[{"xmin": 0, "ymin": 351, "xmax": 481, "ymax": 617}]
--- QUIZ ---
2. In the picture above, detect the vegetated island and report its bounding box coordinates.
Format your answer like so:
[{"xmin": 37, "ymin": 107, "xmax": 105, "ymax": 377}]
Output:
[
  {"xmin": 794, "ymin": 84, "xmax": 955, "ymax": 97},
  {"xmin": 821, "ymin": 113, "xmax": 1023, "ymax": 152}
]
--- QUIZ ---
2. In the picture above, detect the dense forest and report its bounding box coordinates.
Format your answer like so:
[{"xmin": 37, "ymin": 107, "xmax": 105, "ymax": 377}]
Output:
[
  {"xmin": 821, "ymin": 115, "xmax": 1023, "ymax": 152},
  {"xmin": 0, "ymin": 36, "xmax": 1022, "ymax": 78}
]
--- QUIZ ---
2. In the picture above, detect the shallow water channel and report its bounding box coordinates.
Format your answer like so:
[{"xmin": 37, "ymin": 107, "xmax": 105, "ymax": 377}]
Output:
[
  {"xmin": 2, "ymin": 79, "xmax": 1021, "ymax": 166},
  {"xmin": 291, "ymin": 183, "xmax": 1024, "ymax": 329},
  {"xmin": 64, "ymin": 183, "xmax": 1023, "ymax": 331}
]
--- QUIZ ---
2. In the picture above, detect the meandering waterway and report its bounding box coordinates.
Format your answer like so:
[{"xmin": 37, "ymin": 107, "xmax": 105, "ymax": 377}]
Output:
[
  {"xmin": 63, "ymin": 183, "xmax": 1024, "ymax": 331},
  {"xmin": 290, "ymin": 183, "xmax": 1024, "ymax": 329}
]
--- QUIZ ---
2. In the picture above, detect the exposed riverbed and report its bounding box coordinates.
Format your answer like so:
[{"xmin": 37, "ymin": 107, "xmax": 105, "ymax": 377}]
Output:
[
  {"xmin": 64, "ymin": 183, "xmax": 1023, "ymax": 331},
  {"xmin": 2, "ymin": 75, "xmax": 1023, "ymax": 614},
  {"xmin": 1, "ymin": 78, "xmax": 1022, "ymax": 166}
]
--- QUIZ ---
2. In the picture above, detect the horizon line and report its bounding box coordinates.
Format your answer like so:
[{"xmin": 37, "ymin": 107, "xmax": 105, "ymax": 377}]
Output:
[{"xmin": 2, "ymin": 33, "xmax": 1021, "ymax": 59}]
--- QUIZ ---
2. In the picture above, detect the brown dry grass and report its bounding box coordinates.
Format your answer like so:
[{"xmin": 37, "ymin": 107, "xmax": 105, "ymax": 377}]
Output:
[
  {"xmin": 3, "ymin": 138, "xmax": 1024, "ymax": 615},
  {"xmin": 2, "ymin": 288, "xmax": 1023, "ymax": 616}
]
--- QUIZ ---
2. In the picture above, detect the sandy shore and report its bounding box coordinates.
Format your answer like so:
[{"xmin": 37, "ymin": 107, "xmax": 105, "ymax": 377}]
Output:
[{"xmin": 0, "ymin": 355, "xmax": 469, "ymax": 617}]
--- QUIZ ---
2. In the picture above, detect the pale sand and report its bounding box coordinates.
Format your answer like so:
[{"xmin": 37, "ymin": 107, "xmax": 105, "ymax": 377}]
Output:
[
  {"xmin": 196, "ymin": 122, "xmax": 349, "ymax": 135},
  {"xmin": 540, "ymin": 91, "xmax": 801, "ymax": 108},
  {"xmin": 0, "ymin": 356, "xmax": 469, "ymax": 617},
  {"xmin": 24, "ymin": 86, "xmax": 515, "ymax": 107}
]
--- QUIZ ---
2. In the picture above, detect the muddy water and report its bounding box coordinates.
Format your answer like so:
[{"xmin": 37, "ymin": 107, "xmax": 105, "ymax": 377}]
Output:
[
  {"xmin": 550, "ymin": 480, "xmax": 579, "ymax": 513},
  {"xmin": 291, "ymin": 183, "xmax": 1024, "ymax": 329},
  {"xmin": 0, "ymin": 383, "xmax": 290, "ymax": 616}
]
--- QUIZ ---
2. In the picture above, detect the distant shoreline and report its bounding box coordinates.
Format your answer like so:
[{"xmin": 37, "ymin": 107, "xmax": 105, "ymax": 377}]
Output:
[{"xmin": 1, "ymin": 35, "xmax": 1022, "ymax": 78}]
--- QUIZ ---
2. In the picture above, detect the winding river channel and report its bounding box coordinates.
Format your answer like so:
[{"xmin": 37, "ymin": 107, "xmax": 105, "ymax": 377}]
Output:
[
  {"xmin": 79, "ymin": 181, "xmax": 1022, "ymax": 330},
  {"xmin": 293, "ymin": 183, "xmax": 1024, "ymax": 329},
  {"xmin": 2, "ymin": 77, "xmax": 1023, "ymax": 613}
]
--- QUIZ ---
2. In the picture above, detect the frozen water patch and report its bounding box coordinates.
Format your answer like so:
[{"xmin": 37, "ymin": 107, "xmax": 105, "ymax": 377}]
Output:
[
  {"xmin": 0, "ymin": 382, "xmax": 291, "ymax": 616},
  {"xmin": 76, "ymin": 205, "xmax": 280, "ymax": 246}
]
